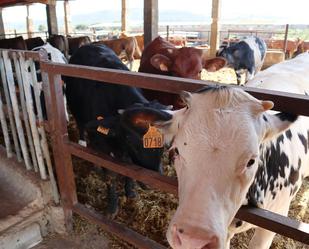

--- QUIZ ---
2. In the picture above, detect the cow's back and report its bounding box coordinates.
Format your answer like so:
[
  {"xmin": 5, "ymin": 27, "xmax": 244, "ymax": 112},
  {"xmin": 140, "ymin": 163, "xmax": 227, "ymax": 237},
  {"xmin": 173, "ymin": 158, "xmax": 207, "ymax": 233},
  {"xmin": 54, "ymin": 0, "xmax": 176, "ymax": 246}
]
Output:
[
  {"xmin": 247, "ymin": 52, "xmax": 309, "ymax": 93},
  {"xmin": 65, "ymin": 44, "xmax": 147, "ymax": 126},
  {"xmin": 245, "ymin": 52, "xmax": 309, "ymax": 208},
  {"xmin": 0, "ymin": 36, "xmax": 27, "ymax": 50}
]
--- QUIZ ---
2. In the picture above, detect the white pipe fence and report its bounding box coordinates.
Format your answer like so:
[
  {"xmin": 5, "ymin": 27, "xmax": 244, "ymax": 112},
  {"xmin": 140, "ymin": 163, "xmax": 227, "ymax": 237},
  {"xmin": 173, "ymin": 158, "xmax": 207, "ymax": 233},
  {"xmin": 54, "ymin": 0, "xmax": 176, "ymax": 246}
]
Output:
[{"xmin": 0, "ymin": 49, "xmax": 59, "ymax": 203}]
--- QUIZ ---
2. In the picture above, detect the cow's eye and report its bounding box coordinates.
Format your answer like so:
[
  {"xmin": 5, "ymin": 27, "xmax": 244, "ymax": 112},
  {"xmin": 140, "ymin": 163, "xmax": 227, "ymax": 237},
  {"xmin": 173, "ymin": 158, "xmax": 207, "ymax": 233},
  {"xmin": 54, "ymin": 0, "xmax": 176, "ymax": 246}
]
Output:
[{"xmin": 247, "ymin": 159, "xmax": 255, "ymax": 167}]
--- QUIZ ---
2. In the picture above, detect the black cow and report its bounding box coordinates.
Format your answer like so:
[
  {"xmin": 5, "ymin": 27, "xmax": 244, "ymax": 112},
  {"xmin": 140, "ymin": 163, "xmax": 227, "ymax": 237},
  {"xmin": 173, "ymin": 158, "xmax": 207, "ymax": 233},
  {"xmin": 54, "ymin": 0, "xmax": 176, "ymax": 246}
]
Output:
[
  {"xmin": 25, "ymin": 37, "xmax": 45, "ymax": 50},
  {"xmin": 65, "ymin": 44, "xmax": 171, "ymax": 216},
  {"xmin": 217, "ymin": 36, "xmax": 267, "ymax": 84}
]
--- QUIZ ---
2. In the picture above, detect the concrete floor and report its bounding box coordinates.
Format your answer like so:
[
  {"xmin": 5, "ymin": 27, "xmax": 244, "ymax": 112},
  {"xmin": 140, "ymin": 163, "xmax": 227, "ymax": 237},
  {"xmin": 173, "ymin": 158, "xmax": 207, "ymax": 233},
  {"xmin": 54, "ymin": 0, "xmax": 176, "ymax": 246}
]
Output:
[
  {"xmin": 32, "ymin": 231, "xmax": 111, "ymax": 249},
  {"xmin": 0, "ymin": 180, "xmax": 29, "ymax": 219}
]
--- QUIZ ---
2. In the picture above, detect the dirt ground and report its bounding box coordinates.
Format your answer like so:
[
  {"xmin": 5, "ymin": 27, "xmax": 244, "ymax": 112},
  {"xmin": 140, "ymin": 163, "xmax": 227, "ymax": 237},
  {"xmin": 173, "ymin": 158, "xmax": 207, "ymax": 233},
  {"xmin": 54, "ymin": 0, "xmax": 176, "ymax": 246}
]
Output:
[{"xmin": 35, "ymin": 60, "xmax": 309, "ymax": 249}]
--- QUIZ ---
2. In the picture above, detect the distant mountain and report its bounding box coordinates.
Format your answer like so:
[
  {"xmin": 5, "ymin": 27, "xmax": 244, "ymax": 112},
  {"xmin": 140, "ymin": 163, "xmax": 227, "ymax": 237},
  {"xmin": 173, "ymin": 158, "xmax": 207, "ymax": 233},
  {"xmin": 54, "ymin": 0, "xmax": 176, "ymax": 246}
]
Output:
[{"xmin": 69, "ymin": 9, "xmax": 210, "ymax": 26}]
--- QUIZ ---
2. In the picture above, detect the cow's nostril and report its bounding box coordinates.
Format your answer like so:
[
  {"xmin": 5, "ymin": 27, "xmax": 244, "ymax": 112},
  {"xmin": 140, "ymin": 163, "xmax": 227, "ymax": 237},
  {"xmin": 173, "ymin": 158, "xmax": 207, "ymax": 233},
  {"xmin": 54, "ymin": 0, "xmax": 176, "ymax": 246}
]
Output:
[{"xmin": 178, "ymin": 228, "xmax": 184, "ymax": 234}]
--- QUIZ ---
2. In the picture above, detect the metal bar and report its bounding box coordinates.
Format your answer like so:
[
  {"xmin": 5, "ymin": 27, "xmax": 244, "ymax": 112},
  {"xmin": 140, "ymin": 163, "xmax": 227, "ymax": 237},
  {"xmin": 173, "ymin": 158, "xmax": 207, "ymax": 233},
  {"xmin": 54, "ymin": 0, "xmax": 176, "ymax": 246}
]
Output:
[
  {"xmin": 28, "ymin": 58, "xmax": 60, "ymax": 203},
  {"xmin": 42, "ymin": 71, "xmax": 77, "ymax": 229},
  {"xmin": 19, "ymin": 55, "xmax": 47, "ymax": 179},
  {"xmin": 66, "ymin": 141, "xmax": 178, "ymax": 196},
  {"xmin": 283, "ymin": 24, "xmax": 289, "ymax": 57},
  {"xmin": 0, "ymin": 87, "xmax": 12, "ymax": 158},
  {"xmin": 66, "ymin": 140, "xmax": 309, "ymax": 244},
  {"xmin": 236, "ymin": 206, "xmax": 309, "ymax": 244},
  {"xmin": 0, "ymin": 51, "xmax": 22, "ymax": 161},
  {"xmin": 40, "ymin": 62, "xmax": 309, "ymax": 116},
  {"xmin": 2, "ymin": 51, "xmax": 32, "ymax": 170},
  {"xmin": 73, "ymin": 203, "xmax": 166, "ymax": 249},
  {"xmin": 12, "ymin": 52, "xmax": 38, "ymax": 171}
]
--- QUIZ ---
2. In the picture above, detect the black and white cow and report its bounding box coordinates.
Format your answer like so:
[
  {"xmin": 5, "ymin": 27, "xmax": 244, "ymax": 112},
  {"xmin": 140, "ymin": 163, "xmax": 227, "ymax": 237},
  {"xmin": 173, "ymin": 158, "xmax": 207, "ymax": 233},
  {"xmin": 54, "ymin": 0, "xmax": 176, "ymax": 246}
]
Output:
[
  {"xmin": 217, "ymin": 36, "xmax": 267, "ymax": 85},
  {"xmin": 65, "ymin": 44, "xmax": 171, "ymax": 215},
  {"xmin": 150, "ymin": 52, "xmax": 309, "ymax": 249},
  {"xmin": 32, "ymin": 42, "xmax": 68, "ymax": 120}
]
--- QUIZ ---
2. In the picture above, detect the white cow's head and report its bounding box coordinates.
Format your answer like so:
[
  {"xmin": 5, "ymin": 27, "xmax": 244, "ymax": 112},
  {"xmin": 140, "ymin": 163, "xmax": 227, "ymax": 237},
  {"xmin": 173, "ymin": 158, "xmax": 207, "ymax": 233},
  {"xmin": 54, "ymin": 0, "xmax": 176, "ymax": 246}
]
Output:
[{"xmin": 155, "ymin": 86, "xmax": 296, "ymax": 249}]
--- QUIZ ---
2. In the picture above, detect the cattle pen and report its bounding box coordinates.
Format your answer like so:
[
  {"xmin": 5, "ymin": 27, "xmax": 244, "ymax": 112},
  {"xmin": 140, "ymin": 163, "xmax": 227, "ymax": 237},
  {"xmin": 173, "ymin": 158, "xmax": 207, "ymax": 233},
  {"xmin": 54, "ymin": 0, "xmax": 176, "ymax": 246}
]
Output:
[{"xmin": 16, "ymin": 50, "xmax": 308, "ymax": 247}]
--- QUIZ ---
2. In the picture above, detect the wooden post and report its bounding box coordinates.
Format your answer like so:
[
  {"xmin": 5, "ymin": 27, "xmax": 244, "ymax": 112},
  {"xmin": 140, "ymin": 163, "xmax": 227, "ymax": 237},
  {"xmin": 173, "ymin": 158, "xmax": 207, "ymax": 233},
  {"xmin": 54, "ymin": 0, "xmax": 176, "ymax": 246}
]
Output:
[
  {"xmin": 64, "ymin": 0, "xmax": 72, "ymax": 36},
  {"xmin": 209, "ymin": 0, "xmax": 221, "ymax": 57},
  {"xmin": 121, "ymin": 0, "xmax": 127, "ymax": 33},
  {"xmin": 144, "ymin": 0, "xmax": 158, "ymax": 46},
  {"xmin": 0, "ymin": 8, "xmax": 5, "ymax": 39},
  {"xmin": 26, "ymin": 5, "xmax": 34, "ymax": 38},
  {"xmin": 46, "ymin": 0, "xmax": 58, "ymax": 36}
]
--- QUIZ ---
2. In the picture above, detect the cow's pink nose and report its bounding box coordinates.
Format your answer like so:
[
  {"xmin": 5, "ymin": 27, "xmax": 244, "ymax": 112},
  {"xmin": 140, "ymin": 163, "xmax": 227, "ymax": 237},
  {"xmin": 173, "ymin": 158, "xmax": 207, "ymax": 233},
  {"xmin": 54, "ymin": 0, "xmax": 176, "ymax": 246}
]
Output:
[{"xmin": 171, "ymin": 224, "xmax": 219, "ymax": 249}]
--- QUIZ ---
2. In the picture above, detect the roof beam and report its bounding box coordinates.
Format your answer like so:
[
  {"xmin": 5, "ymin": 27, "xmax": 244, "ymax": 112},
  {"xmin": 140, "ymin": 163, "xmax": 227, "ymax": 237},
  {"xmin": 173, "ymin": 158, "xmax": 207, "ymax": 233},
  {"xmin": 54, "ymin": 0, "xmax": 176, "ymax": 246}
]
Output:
[{"xmin": 0, "ymin": 0, "xmax": 49, "ymax": 8}]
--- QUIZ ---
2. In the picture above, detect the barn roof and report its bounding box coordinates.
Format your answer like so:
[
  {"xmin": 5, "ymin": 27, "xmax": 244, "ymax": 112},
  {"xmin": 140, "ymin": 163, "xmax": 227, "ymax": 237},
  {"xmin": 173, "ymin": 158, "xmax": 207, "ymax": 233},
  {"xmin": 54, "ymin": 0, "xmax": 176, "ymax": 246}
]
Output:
[{"xmin": 0, "ymin": 0, "xmax": 65, "ymax": 8}]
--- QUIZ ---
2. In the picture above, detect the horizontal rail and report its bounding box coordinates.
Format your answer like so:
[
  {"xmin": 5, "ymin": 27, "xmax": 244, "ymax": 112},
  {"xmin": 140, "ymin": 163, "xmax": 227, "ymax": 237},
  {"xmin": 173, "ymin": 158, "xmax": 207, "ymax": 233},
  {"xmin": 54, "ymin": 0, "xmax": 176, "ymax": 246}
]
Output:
[
  {"xmin": 73, "ymin": 203, "xmax": 166, "ymax": 249},
  {"xmin": 41, "ymin": 62, "xmax": 309, "ymax": 116},
  {"xmin": 237, "ymin": 207, "xmax": 309, "ymax": 244},
  {"xmin": 65, "ymin": 140, "xmax": 178, "ymax": 195},
  {"xmin": 67, "ymin": 139, "xmax": 309, "ymax": 244}
]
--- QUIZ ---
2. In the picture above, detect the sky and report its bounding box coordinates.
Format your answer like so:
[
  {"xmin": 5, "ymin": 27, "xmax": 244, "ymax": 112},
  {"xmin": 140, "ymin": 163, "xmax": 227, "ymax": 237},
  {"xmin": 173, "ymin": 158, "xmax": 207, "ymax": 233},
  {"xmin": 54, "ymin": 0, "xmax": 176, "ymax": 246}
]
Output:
[{"xmin": 2, "ymin": 0, "xmax": 309, "ymax": 30}]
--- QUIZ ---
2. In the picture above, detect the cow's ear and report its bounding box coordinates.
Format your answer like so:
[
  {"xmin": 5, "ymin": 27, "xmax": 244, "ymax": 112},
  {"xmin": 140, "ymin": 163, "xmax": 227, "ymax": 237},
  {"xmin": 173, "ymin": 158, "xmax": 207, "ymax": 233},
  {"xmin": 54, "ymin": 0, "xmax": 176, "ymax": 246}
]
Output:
[
  {"xmin": 150, "ymin": 54, "xmax": 172, "ymax": 72},
  {"xmin": 261, "ymin": 111, "xmax": 298, "ymax": 141},
  {"xmin": 203, "ymin": 57, "xmax": 227, "ymax": 72},
  {"xmin": 85, "ymin": 117, "xmax": 118, "ymax": 137},
  {"xmin": 122, "ymin": 107, "xmax": 173, "ymax": 133}
]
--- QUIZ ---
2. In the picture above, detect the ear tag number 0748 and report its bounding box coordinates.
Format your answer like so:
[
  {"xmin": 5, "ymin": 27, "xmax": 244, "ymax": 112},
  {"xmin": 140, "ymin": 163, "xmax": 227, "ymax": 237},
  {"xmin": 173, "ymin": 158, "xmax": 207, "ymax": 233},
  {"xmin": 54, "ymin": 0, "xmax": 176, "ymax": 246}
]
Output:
[{"xmin": 143, "ymin": 125, "xmax": 163, "ymax": 148}]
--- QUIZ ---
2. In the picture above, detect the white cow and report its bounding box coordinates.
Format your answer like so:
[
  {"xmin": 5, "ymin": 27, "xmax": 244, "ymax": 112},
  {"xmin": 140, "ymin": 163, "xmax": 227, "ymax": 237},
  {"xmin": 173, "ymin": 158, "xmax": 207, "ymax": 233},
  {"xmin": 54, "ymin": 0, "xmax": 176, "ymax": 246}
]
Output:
[{"xmin": 153, "ymin": 52, "xmax": 309, "ymax": 249}]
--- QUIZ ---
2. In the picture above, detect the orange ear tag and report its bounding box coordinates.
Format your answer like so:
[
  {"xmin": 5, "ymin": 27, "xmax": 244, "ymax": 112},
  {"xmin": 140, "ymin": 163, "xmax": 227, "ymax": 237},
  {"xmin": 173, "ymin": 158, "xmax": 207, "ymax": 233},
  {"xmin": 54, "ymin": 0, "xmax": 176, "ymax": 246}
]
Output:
[
  {"xmin": 97, "ymin": 125, "xmax": 109, "ymax": 135},
  {"xmin": 143, "ymin": 125, "xmax": 164, "ymax": 148}
]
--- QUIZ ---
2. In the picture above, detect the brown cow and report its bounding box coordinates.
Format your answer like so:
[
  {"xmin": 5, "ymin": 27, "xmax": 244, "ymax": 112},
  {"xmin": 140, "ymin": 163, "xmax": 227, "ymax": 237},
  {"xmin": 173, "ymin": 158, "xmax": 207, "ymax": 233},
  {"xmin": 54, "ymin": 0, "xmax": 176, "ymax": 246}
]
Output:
[
  {"xmin": 265, "ymin": 38, "xmax": 303, "ymax": 58},
  {"xmin": 0, "ymin": 36, "xmax": 27, "ymax": 50},
  {"xmin": 68, "ymin": 36, "xmax": 91, "ymax": 56},
  {"xmin": 296, "ymin": 40, "xmax": 309, "ymax": 54},
  {"xmin": 119, "ymin": 32, "xmax": 144, "ymax": 59},
  {"xmin": 48, "ymin": 34, "xmax": 69, "ymax": 58},
  {"xmin": 168, "ymin": 36, "xmax": 187, "ymax": 47},
  {"xmin": 25, "ymin": 37, "xmax": 45, "ymax": 50},
  {"xmin": 138, "ymin": 36, "xmax": 226, "ymax": 108},
  {"xmin": 94, "ymin": 37, "xmax": 140, "ymax": 70}
]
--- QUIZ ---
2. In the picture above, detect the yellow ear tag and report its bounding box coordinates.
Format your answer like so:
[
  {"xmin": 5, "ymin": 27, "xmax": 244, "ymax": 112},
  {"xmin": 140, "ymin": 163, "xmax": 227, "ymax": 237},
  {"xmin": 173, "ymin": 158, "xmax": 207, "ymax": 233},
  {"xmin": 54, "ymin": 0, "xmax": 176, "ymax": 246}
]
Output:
[
  {"xmin": 143, "ymin": 125, "xmax": 164, "ymax": 148},
  {"xmin": 97, "ymin": 116, "xmax": 104, "ymax": 120},
  {"xmin": 97, "ymin": 125, "xmax": 109, "ymax": 135}
]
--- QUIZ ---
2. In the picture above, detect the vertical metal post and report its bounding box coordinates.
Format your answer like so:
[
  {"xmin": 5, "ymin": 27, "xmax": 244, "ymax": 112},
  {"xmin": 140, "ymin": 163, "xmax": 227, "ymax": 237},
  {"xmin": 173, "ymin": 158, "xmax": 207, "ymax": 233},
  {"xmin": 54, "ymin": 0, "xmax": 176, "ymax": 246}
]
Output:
[
  {"xmin": 12, "ymin": 53, "xmax": 38, "ymax": 171},
  {"xmin": 42, "ymin": 70, "xmax": 77, "ymax": 230},
  {"xmin": 166, "ymin": 25, "xmax": 169, "ymax": 41},
  {"xmin": 283, "ymin": 24, "xmax": 289, "ymax": 57},
  {"xmin": 0, "ymin": 8, "xmax": 5, "ymax": 39},
  {"xmin": 144, "ymin": 0, "xmax": 158, "ymax": 46},
  {"xmin": 2, "ymin": 51, "xmax": 31, "ymax": 170},
  {"xmin": 19, "ymin": 55, "xmax": 47, "ymax": 179},
  {"xmin": 0, "ymin": 92, "xmax": 11, "ymax": 157},
  {"xmin": 0, "ymin": 51, "xmax": 22, "ymax": 162},
  {"xmin": 29, "ymin": 58, "xmax": 60, "ymax": 203}
]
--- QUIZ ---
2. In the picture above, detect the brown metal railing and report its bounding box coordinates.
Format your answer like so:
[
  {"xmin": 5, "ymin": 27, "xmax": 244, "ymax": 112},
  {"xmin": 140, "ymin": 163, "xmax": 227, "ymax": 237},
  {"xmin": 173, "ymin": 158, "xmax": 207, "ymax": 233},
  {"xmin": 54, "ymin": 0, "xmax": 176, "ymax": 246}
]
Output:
[{"xmin": 40, "ymin": 61, "xmax": 309, "ymax": 248}]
